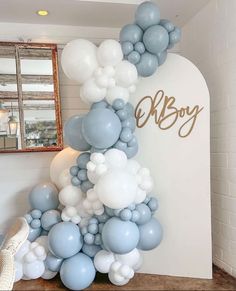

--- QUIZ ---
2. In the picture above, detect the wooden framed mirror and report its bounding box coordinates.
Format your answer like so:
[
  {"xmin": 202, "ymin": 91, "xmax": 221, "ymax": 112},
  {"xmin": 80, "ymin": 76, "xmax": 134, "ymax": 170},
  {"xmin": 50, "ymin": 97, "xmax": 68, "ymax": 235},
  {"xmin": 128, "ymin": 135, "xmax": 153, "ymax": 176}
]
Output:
[{"xmin": 0, "ymin": 42, "xmax": 63, "ymax": 153}]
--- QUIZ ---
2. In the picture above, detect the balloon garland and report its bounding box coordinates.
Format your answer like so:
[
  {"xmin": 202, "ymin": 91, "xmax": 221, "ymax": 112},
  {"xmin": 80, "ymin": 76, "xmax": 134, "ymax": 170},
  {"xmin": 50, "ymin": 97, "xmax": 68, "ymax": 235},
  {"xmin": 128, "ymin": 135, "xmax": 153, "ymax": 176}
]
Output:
[{"xmin": 13, "ymin": 2, "xmax": 180, "ymax": 290}]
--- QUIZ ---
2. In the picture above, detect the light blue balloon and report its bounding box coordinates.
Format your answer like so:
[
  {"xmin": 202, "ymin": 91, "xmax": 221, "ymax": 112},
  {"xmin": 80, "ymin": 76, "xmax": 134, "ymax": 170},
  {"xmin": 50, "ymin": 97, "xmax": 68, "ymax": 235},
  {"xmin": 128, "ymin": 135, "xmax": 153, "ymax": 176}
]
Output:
[
  {"xmin": 91, "ymin": 100, "xmax": 108, "ymax": 109},
  {"xmin": 136, "ymin": 52, "xmax": 158, "ymax": 77},
  {"xmin": 70, "ymin": 166, "xmax": 79, "ymax": 176},
  {"xmin": 102, "ymin": 217, "xmax": 140, "ymax": 254},
  {"xmin": 77, "ymin": 169, "xmax": 87, "ymax": 181},
  {"xmin": 28, "ymin": 227, "xmax": 41, "ymax": 242},
  {"xmin": 90, "ymin": 147, "xmax": 106, "ymax": 154},
  {"xmin": 29, "ymin": 182, "xmax": 59, "ymax": 212},
  {"xmin": 31, "ymin": 209, "xmax": 42, "ymax": 219},
  {"xmin": 82, "ymin": 244, "xmax": 101, "ymax": 258},
  {"xmin": 125, "ymin": 143, "xmax": 139, "ymax": 158},
  {"xmin": 122, "ymin": 117, "xmax": 136, "ymax": 132},
  {"xmin": 134, "ymin": 41, "xmax": 145, "ymax": 54},
  {"xmin": 24, "ymin": 214, "xmax": 33, "ymax": 224},
  {"xmin": 82, "ymin": 108, "xmax": 122, "ymax": 149},
  {"xmin": 77, "ymin": 152, "xmax": 90, "ymax": 169},
  {"xmin": 80, "ymin": 180, "xmax": 94, "ymax": 193},
  {"xmin": 64, "ymin": 115, "xmax": 91, "ymax": 151},
  {"xmin": 60, "ymin": 253, "xmax": 96, "ymax": 290},
  {"xmin": 120, "ymin": 209, "xmax": 132, "ymax": 221},
  {"xmin": 135, "ymin": 1, "xmax": 160, "ymax": 30},
  {"xmin": 169, "ymin": 27, "xmax": 181, "ymax": 44},
  {"xmin": 131, "ymin": 210, "xmax": 140, "ymax": 223},
  {"xmin": 114, "ymin": 140, "xmax": 127, "ymax": 152},
  {"xmin": 128, "ymin": 51, "xmax": 141, "ymax": 65},
  {"xmin": 120, "ymin": 24, "xmax": 143, "ymax": 44},
  {"xmin": 41, "ymin": 209, "xmax": 62, "ymax": 231},
  {"xmin": 124, "ymin": 102, "xmax": 134, "ymax": 116},
  {"xmin": 71, "ymin": 176, "xmax": 81, "ymax": 186},
  {"xmin": 159, "ymin": 19, "xmax": 175, "ymax": 32},
  {"xmin": 148, "ymin": 197, "xmax": 158, "ymax": 211},
  {"xmin": 121, "ymin": 41, "xmax": 134, "ymax": 56},
  {"xmin": 84, "ymin": 233, "xmax": 94, "ymax": 245},
  {"xmin": 120, "ymin": 127, "xmax": 133, "ymax": 143},
  {"xmin": 45, "ymin": 252, "xmax": 63, "ymax": 272},
  {"xmin": 137, "ymin": 218, "xmax": 163, "ymax": 251},
  {"xmin": 30, "ymin": 219, "xmax": 41, "ymax": 229},
  {"xmin": 143, "ymin": 25, "xmax": 169, "ymax": 54},
  {"xmin": 112, "ymin": 99, "xmax": 125, "ymax": 111},
  {"xmin": 48, "ymin": 222, "xmax": 83, "ymax": 259},
  {"xmin": 157, "ymin": 50, "xmax": 167, "ymax": 66},
  {"xmin": 136, "ymin": 203, "xmax": 152, "ymax": 225},
  {"xmin": 116, "ymin": 109, "xmax": 128, "ymax": 121}
]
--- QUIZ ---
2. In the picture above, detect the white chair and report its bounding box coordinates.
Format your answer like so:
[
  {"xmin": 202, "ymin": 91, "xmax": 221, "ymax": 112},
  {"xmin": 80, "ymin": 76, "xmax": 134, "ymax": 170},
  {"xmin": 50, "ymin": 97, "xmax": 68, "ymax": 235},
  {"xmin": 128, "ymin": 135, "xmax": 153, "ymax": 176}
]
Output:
[{"xmin": 0, "ymin": 217, "xmax": 29, "ymax": 290}]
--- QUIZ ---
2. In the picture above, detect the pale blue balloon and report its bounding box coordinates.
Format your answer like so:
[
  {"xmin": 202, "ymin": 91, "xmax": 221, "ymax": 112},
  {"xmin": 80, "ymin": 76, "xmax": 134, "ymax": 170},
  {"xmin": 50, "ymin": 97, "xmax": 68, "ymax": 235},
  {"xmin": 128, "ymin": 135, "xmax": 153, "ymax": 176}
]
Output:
[
  {"xmin": 41, "ymin": 209, "xmax": 61, "ymax": 231},
  {"xmin": 48, "ymin": 222, "xmax": 83, "ymax": 259},
  {"xmin": 60, "ymin": 253, "xmax": 96, "ymax": 290},
  {"xmin": 120, "ymin": 127, "xmax": 133, "ymax": 143},
  {"xmin": 64, "ymin": 115, "xmax": 91, "ymax": 151},
  {"xmin": 116, "ymin": 109, "xmax": 128, "ymax": 121},
  {"xmin": 120, "ymin": 24, "xmax": 143, "ymax": 44},
  {"xmin": 31, "ymin": 209, "xmax": 42, "ymax": 219},
  {"xmin": 125, "ymin": 143, "xmax": 139, "ymax": 158},
  {"xmin": 169, "ymin": 27, "xmax": 181, "ymax": 44},
  {"xmin": 135, "ymin": 1, "xmax": 160, "ymax": 30},
  {"xmin": 82, "ymin": 244, "xmax": 101, "ymax": 258},
  {"xmin": 134, "ymin": 41, "xmax": 145, "ymax": 54},
  {"xmin": 136, "ymin": 203, "xmax": 152, "ymax": 225},
  {"xmin": 157, "ymin": 50, "xmax": 167, "ymax": 66},
  {"xmin": 81, "ymin": 180, "xmax": 93, "ymax": 193},
  {"xmin": 90, "ymin": 147, "xmax": 106, "ymax": 154},
  {"xmin": 82, "ymin": 108, "xmax": 122, "ymax": 149},
  {"xmin": 137, "ymin": 218, "xmax": 163, "ymax": 250},
  {"xmin": 114, "ymin": 140, "xmax": 127, "ymax": 152},
  {"xmin": 24, "ymin": 214, "xmax": 33, "ymax": 224},
  {"xmin": 112, "ymin": 99, "xmax": 125, "ymax": 111},
  {"xmin": 124, "ymin": 102, "xmax": 134, "ymax": 115},
  {"xmin": 148, "ymin": 197, "xmax": 158, "ymax": 211},
  {"xmin": 71, "ymin": 176, "xmax": 81, "ymax": 186},
  {"xmin": 70, "ymin": 166, "xmax": 79, "ymax": 176},
  {"xmin": 77, "ymin": 169, "xmax": 87, "ymax": 181},
  {"xmin": 45, "ymin": 252, "xmax": 63, "ymax": 272},
  {"xmin": 143, "ymin": 25, "xmax": 169, "ymax": 54},
  {"xmin": 136, "ymin": 52, "xmax": 158, "ymax": 77},
  {"xmin": 159, "ymin": 19, "xmax": 175, "ymax": 32},
  {"xmin": 29, "ymin": 182, "xmax": 59, "ymax": 212},
  {"xmin": 31, "ymin": 219, "xmax": 41, "ymax": 229},
  {"xmin": 91, "ymin": 100, "xmax": 108, "ymax": 109},
  {"xmin": 122, "ymin": 117, "xmax": 136, "ymax": 132},
  {"xmin": 120, "ymin": 209, "xmax": 132, "ymax": 221},
  {"xmin": 28, "ymin": 227, "xmax": 41, "ymax": 242},
  {"xmin": 77, "ymin": 152, "xmax": 90, "ymax": 169},
  {"xmin": 121, "ymin": 41, "xmax": 134, "ymax": 56},
  {"xmin": 128, "ymin": 51, "xmax": 141, "ymax": 65},
  {"xmin": 102, "ymin": 217, "xmax": 140, "ymax": 254}
]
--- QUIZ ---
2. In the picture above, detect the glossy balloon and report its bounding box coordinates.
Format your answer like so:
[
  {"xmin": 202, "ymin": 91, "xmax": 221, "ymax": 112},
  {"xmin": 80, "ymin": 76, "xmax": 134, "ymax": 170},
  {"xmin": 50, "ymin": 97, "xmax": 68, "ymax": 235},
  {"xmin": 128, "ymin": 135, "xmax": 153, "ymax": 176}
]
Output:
[
  {"xmin": 120, "ymin": 24, "xmax": 143, "ymax": 44},
  {"xmin": 45, "ymin": 252, "xmax": 63, "ymax": 272},
  {"xmin": 41, "ymin": 210, "xmax": 62, "ymax": 231},
  {"xmin": 157, "ymin": 50, "xmax": 167, "ymax": 66},
  {"xmin": 97, "ymin": 39, "xmax": 123, "ymax": 67},
  {"xmin": 136, "ymin": 52, "xmax": 158, "ymax": 77},
  {"xmin": 143, "ymin": 25, "xmax": 169, "ymax": 54},
  {"xmin": 135, "ymin": 1, "xmax": 160, "ymax": 30}
]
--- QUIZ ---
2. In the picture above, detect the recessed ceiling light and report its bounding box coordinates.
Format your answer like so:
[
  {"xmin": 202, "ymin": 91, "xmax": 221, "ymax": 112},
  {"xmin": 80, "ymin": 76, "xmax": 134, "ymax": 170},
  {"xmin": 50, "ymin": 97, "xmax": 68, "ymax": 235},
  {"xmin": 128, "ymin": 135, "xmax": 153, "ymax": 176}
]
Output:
[{"xmin": 37, "ymin": 10, "xmax": 49, "ymax": 16}]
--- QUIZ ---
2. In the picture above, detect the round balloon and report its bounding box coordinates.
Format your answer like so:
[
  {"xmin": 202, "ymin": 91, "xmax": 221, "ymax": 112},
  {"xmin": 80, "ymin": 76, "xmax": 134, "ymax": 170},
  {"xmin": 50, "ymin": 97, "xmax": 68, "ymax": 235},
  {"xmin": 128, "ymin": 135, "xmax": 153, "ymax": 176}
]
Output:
[
  {"xmin": 136, "ymin": 52, "xmax": 158, "ymax": 77},
  {"xmin": 135, "ymin": 1, "xmax": 160, "ymax": 30},
  {"xmin": 120, "ymin": 24, "xmax": 143, "ymax": 44},
  {"xmin": 97, "ymin": 39, "xmax": 123, "ymax": 67},
  {"xmin": 115, "ymin": 60, "xmax": 138, "ymax": 88},
  {"xmin": 41, "ymin": 210, "xmax": 62, "ymax": 231},
  {"xmin": 143, "ymin": 25, "xmax": 169, "ymax": 54},
  {"xmin": 94, "ymin": 250, "xmax": 115, "ymax": 273}
]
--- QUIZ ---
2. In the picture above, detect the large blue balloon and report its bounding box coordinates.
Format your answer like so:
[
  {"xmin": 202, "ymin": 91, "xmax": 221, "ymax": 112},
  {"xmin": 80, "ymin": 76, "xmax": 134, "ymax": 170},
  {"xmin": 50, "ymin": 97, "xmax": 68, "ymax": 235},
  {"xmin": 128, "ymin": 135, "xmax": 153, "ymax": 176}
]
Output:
[
  {"xmin": 102, "ymin": 217, "xmax": 140, "ymax": 254},
  {"xmin": 135, "ymin": 1, "xmax": 160, "ymax": 30},
  {"xmin": 48, "ymin": 222, "xmax": 83, "ymax": 258},
  {"xmin": 64, "ymin": 115, "xmax": 91, "ymax": 151},
  {"xmin": 143, "ymin": 25, "xmax": 169, "ymax": 54},
  {"xmin": 60, "ymin": 253, "xmax": 96, "ymax": 290},
  {"xmin": 120, "ymin": 24, "xmax": 143, "ymax": 45},
  {"xmin": 136, "ymin": 52, "xmax": 158, "ymax": 77},
  {"xmin": 137, "ymin": 217, "xmax": 163, "ymax": 251},
  {"xmin": 29, "ymin": 182, "xmax": 59, "ymax": 212},
  {"xmin": 82, "ymin": 108, "xmax": 122, "ymax": 149},
  {"xmin": 41, "ymin": 210, "xmax": 61, "ymax": 231}
]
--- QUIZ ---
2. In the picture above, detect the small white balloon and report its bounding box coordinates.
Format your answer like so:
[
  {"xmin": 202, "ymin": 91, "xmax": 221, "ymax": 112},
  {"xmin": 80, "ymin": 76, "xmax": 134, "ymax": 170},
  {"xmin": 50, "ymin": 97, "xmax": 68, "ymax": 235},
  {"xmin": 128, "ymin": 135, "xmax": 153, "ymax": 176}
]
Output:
[
  {"xmin": 115, "ymin": 60, "xmax": 138, "ymax": 88},
  {"xmin": 14, "ymin": 240, "xmax": 30, "ymax": 262},
  {"xmin": 35, "ymin": 236, "xmax": 49, "ymax": 253},
  {"xmin": 115, "ymin": 248, "xmax": 141, "ymax": 269},
  {"xmin": 97, "ymin": 40, "xmax": 123, "ymax": 67},
  {"xmin": 134, "ymin": 188, "xmax": 146, "ymax": 204},
  {"xmin": 23, "ymin": 261, "xmax": 45, "ymax": 279},
  {"xmin": 59, "ymin": 185, "xmax": 83, "ymax": 206},
  {"xmin": 94, "ymin": 250, "xmax": 115, "ymax": 273},
  {"xmin": 106, "ymin": 86, "xmax": 129, "ymax": 105},
  {"xmin": 14, "ymin": 261, "xmax": 23, "ymax": 282},
  {"xmin": 80, "ymin": 78, "xmax": 107, "ymax": 104},
  {"xmin": 108, "ymin": 271, "xmax": 129, "ymax": 286},
  {"xmin": 126, "ymin": 160, "xmax": 141, "ymax": 175},
  {"xmin": 104, "ymin": 149, "xmax": 127, "ymax": 169}
]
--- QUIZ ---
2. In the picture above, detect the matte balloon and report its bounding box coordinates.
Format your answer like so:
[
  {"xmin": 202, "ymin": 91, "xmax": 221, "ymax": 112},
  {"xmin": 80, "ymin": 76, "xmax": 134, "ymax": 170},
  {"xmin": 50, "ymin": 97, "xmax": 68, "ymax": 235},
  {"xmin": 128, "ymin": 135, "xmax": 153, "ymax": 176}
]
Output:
[
  {"xmin": 115, "ymin": 60, "xmax": 138, "ymax": 88},
  {"xmin": 28, "ymin": 227, "xmax": 41, "ymax": 242},
  {"xmin": 121, "ymin": 41, "xmax": 134, "ymax": 56},
  {"xmin": 82, "ymin": 243, "xmax": 102, "ymax": 258},
  {"xmin": 104, "ymin": 148, "xmax": 127, "ymax": 169},
  {"xmin": 61, "ymin": 39, "xmax": 98, "ymax": 84},
  {"xmin": 97, "ymin": 40, "xmax": 123, "ymax": 67},
  {"xmin": 48, "ymin": 222, "xmax": 83, "ymax": 258},
  {"xmin": 143, "ymin": 25, "xmax": 169, "ymax": 54},
  {"xmin": 80, "ymin": 78, "xmax": 107, "ymax": 104},
  {"xmin": 136, "ymin": 52, "xmax": 158, "ymax": 77},
  {"xmin": 29, "ymin": 182, "xmax": 59, "ymax": 212},
  {"xmin": 102, "ymin": 218, "xmax": 140, "ymax": 254},
  {"xmin": 137, "ymin": 218, "xmax": 163, "ymax": 250},
  {"xmin": 135, "ymin": 203, "xmax": 151, "ymax": 225},
  {"xmin": 115, "ymin": 248, "xmax": 142, "ymax": 270},
  {"xmin": 82, "ymin": 108, "xmax": 122, "ymax": 149},
  {"xmin": 91, "ymin": 100, "xmax": 108, "ymax": 110},
  {"xmin": 120, "ymin": 24, "xmax": 143, "ymax": 44},
  {"xmin": 45, "ymin": 252, "xmax": 63, "ymax": 272},
  {"xmin": 169, "ymin": 27, "xmax": 181, "ymax": 44},
  {"xmin": 159, "ymin": 19, "xmax": 175, "ymax": 32},
  {"xmin": 134, "ymin": 42, "xmax": 145, "ymax": 54},
  {"xmin": 59, "ymin": 185, "xmax": 83, "ymax": 206},
  {"xmin": 106, "ymin": 86, "xmax": 129, "ymax": 105},
  {"xmin": 41, "ymin": 210, "xmax": 62, "ymax": 231},
  {"xmin": 157, "ymin": 50, "xmax": 167, "ymax": 66},
  {"xmin": 23, "ymin": 261, "xmax": 45, "ymax": 279},
  {"xmin": 128, "ymin": 51, "xmax": 140, "ymax": 65},
  {"xmin": 60, "ymin": 253, "xmax": 96, "ymax": 290},
  {"xmin": 64, "ymin": 115, "xmax": 91, "ymax": 151},
  {"xmin": 41, "ymin": 269, "xmax": 57, "ymax": 280},
  {"xmin": 135, "ymin": 1, "xmax": 160, "ymax": 30},
  {"xmin": 94, "ymin": 250, "xmax": 115, "ymax": 273}
]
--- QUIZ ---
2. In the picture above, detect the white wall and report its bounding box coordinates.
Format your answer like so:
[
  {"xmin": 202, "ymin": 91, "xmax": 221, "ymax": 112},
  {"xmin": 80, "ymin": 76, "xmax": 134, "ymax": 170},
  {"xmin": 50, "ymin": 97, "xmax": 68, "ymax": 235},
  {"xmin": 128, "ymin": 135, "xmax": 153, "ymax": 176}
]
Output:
[{"xmin": 180, "ymin": 0, "xmax": 236, "ymax": 277}]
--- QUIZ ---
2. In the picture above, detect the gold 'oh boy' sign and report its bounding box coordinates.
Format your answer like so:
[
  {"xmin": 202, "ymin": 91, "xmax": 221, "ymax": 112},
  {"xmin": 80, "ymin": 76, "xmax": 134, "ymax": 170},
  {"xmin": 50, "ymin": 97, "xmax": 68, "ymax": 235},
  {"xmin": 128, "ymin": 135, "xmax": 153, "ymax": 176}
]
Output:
[{"xmin": 134, "ymin": 89, "xmax": 204, "ymax": 138}]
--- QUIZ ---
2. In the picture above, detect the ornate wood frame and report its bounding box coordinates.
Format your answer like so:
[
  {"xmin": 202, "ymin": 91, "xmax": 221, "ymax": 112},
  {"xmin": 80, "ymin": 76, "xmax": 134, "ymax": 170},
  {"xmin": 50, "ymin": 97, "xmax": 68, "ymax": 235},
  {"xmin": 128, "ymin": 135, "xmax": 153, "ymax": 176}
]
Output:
[{"xmin": 0, "ymin": 42, "xmax": 63, "ymax": 153}]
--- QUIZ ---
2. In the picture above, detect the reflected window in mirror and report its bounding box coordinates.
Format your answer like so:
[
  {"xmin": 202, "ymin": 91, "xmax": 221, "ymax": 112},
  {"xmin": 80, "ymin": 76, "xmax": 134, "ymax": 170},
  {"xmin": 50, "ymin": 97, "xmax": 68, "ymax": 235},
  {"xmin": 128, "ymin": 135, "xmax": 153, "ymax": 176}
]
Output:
[{"xmin": 0, "ymin": 43, "xmax": 63, "ymax": 153}]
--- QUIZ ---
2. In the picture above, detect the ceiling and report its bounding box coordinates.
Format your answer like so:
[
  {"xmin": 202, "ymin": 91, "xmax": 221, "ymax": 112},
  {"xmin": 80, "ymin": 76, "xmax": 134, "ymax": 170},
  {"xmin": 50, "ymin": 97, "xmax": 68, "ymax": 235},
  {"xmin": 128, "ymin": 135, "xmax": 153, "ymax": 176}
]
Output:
[{"xmin": 0, "ymin": 0, "xmax": 210, "ymax": 28}]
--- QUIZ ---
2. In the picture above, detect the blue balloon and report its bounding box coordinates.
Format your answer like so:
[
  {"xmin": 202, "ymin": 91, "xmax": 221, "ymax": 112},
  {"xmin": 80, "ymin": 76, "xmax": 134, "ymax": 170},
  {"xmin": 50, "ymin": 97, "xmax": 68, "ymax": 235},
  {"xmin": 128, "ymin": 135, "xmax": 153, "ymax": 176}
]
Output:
[
  {"xmin": 143, "ymin": 25, "xmax": 169, "ymax": 54},
  {"xmin": 29, "ymin": 182, "xmax": 59, "ymax": 212},
  {"xmin": 157, "ymin": 50, "xmax": 167, "ymax": 66},
  {"xmin": 121, "ymin": 41, "xmax": 134, "ymax": 56},
  {"xmin": 120, "ymin": 127, "xmax": 133, "ymax": 143},
  {"xmin": 159, "ymin": 19, "xmax": 175, "ymax": 32},
  {"xmin": 41, "ymin": 209, "xmax": 61, "ymax": 231},
  {"xmin": 122, "ymin": 117, "xmax": 136, "ymax": 132},
  {"xmin": 136, "ymin": 203, "xmax": 152, "ymax": 225},
  {"xmin": 80, "ymin": 180, "xmax": 94, "ymax": 193},
  {"xmin": 136, "ymin": 52, "xmax": 158, "ymax": 77},
  {"xmin": 124, "ymin": 102, "xmax": 135, "ymax": 116},
  {"xmin": 125, "ymin": 143, "xmax": 139, "ymax": 159},
  {"xmin": 91, "ymin": 100, "xmax": 108, "ymax": 109},
  {"xmin": 102, "ymin": 217, "xmax": 140, "ymax": 254},
  {"xmin": 30, "ymin": 219, "xmax": 41, "ymax": 229},
  {"xmin": 48, "ymin": 222, "xmax": 83, "ymax": 259},
  {"xmin": 169, "ymin": 27, "xmax": 181, "ymax": 44},
  {"xmin": 76, "ymin": 152, "xmax": 90, "ymax": 169},
  {"xmin": 128, "ymin": 51, "xmax": 141, "ymax": 65},
  {"xmin": 64, "ymin": 115, "xmax": 91, "ymax": 151},
  {"xmin": 45, "ymin": 252, "xmax": 63, "ymax": 272},
  {"xmin": 114, "ymin": 140, "xmax": 127, "ymax": 152},
  {"xmin": 112, "ymin": 99, "xmax": 125, "ymax": 111},
  {"xmin": 134, "ymin": 42, "xmax": 146, "ymax": 54},
  {"xmin": 31, "ymin": 209, "xmax": 42, "ymax": 219},
  {"xmin": 137, "ymin": 217, "xmax": 163, "ymax": 250},
  {"xmin": 82, "ymin": 108, "xmax": 122, "ymax": 149},
  {"xmin": 120, "ymin": 24, "xmax": 143, "ymax": 44},
  {"xmin": 71, "ymin": 176, "xmax": 81, "ymax": 186},
  {"xmin": 60, "ymin": 253, "xmax": 96, "ymax": 290},
  {"xmin": 28, "ymin": 226, "xmax": 41, "ymax": 242},
  {"xmin": 135, "ymin": 1, "xmax": 160, "ymax": 30},
  {"xmin": 82, "ymin": 243, "xmax": 101, "ymax": 258}
]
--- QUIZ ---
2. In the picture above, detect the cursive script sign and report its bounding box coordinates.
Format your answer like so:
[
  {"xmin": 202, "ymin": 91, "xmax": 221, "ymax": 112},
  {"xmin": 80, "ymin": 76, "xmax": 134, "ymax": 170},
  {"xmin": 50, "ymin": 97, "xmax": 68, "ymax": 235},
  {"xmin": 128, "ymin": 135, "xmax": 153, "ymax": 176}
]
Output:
[{"xmin": 134, "ymin": 89, "xmax": 204, "ymax": 138}]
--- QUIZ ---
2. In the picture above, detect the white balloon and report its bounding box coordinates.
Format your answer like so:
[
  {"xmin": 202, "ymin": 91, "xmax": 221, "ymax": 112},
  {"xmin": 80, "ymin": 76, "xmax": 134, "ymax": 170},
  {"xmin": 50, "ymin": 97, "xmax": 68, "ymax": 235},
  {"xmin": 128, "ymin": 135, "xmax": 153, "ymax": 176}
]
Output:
[
  {"xmin": 126, "ymin": 160, "xmax": 141, "ymax": 175},
  {"xmin": 50, "ymin": 147, "xmax": 79, "ymax": 190},
  {"xmin": 14, "ymin": 261, "xmax": 23, "ymax": 282},
  {"xmin": 106, "ymin": 86, "xmax": 129, "ymax": 105},
  {"xmin": 94, "ymin": 250, "xmax": 115, "ymax": 273},
  {"xmin": 61, "ymin": 39, "xmax": 98, "ymax": 84},
  {"xmin": 95, "ymin": 169, "xmax": 137, "ymax": 209},
  {"xmin": 97, "ymin": 40, "xmax": 123, "ymax": 67},
  {"xmin": 23, "ymin": 261, "xmax": 45, "ymax": 279},
  {"xmin": 80, "ymin": 78, "xmax": 107, "ymax": 104},
  {"xmin": 115, "ymin": 249, "xmax": 141, "ymax": 269},
  {"xmin": 41, "ymin": 268, "xmax": 57, "ymax": 280},
  {"xmin": 14, "ymin": 240, "xmax": 30, "ymax": 262},
  {"xmin": 59, "ymin": 185, "xmax": 83, "ymax": 206},
  {"xmin": 104, "ymin": 149, "xmax": 127, "ymax": 169},
  {"xmin": 35, "ymin": 236, "xmax": 49, "ymax": 253},
  {"xmin": 108, "ymin": 271, "xmax": 129, "ymax": 286},
  {"xmin": 115, "ymin": 60, "xmax": 138, "ymax": 88},
  {"xmin": 134, "ymin": 188, "xmax": 146, "ymax": 204}
]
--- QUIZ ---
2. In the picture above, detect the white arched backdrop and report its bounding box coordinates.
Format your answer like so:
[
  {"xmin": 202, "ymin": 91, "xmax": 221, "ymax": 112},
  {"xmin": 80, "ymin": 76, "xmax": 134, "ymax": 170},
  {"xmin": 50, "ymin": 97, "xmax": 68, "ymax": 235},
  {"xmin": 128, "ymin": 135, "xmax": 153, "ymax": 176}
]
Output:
[{"xmin": 131, "ymin": 53, "xmax": 212, "ymax": 279}]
